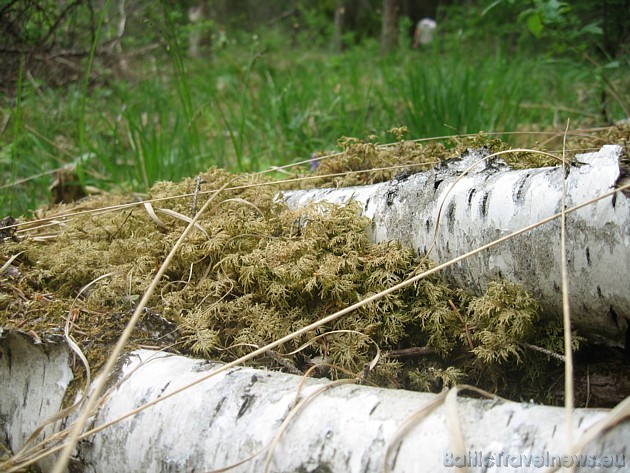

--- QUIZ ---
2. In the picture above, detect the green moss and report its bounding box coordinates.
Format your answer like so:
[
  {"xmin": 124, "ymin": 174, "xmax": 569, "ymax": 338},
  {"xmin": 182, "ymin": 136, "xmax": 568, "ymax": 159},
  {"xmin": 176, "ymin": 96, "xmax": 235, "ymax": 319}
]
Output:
[
  {"xmin": 304, "ymin": 127, "xmax": 565, "ymax": 189},
  {"xmin": 1, "ymin": 132, "xmax": 591, "ymax": 404},
  {"xmin": 301, "ymin": 124, "xmax": 630, "ymax": 191}
]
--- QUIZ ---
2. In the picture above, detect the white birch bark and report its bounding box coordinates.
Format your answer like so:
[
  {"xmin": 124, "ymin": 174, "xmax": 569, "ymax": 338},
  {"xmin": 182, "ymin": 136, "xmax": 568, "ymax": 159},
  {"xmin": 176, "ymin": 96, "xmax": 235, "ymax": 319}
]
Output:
[
  {"xmin": 3, "ymin": 343, "xmax": 627, "ymax": 473},
  {"xmin": 2, "ymin": 146, "xmax": 629, "ymax": 472},
  {"xmin": 0, "ymin": 330, "xmax": 73, "ymax": 471},
  {"xmin": 283, "ymin": 145, "xmax": 630, "ymax": 346}
]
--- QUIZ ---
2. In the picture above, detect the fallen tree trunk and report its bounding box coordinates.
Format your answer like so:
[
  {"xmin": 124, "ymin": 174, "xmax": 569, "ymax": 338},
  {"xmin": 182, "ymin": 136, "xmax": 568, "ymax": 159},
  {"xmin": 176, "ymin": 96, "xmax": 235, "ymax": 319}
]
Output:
[
  {"xmin": 284, "ymin": 145, "xmax": 630, "ymax": 346},
  {"xmin": 1, "ymin": 336, "xmax": 628, "ymax": 472},
  {"xmin": 0, "ymin": 330, "xmax": 73, "ymax": 472}
]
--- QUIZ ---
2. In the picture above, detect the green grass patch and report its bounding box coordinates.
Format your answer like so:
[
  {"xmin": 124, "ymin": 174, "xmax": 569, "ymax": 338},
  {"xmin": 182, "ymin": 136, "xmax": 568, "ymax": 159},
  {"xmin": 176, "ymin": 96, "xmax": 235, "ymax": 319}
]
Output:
[{"xmin": 1, "ymin": 34, "xmax": 626, "ymax": 215}]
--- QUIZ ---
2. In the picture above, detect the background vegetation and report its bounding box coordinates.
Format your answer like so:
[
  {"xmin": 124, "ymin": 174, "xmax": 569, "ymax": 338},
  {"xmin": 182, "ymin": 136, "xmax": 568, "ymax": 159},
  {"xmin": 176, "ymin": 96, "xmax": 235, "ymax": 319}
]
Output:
[
  {"xmin": 1, "ymin": 0, "xmax": 628, "ymax": 215},
  {"xmin": 1, "ymin": 1, "xmax": 629, "ymax": 410}
]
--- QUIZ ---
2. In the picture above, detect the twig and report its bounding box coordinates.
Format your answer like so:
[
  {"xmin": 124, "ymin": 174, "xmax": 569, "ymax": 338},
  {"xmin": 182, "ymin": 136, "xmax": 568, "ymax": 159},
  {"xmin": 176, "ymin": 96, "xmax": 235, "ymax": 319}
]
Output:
[
  {"xmin": 523, "ymin": 343, "xmax": 565, "ymax": 362},
  {"xmin": 191, "ymin": 174, "xmax": 206, "ymax": 218},
  {"xmin": 384, "ymin": 346, "xmax": 435, "ymax": 358},
  {"xmin": 449, "ymin": 299, "xmax": 474, "ymax": 350},
  {"xmin": 266, "ymin": 350, "xmax": 301, "ymax": 375},
  {"xmin": 36, "ymin": 0, "xmax": 82, "ymax": 48}
]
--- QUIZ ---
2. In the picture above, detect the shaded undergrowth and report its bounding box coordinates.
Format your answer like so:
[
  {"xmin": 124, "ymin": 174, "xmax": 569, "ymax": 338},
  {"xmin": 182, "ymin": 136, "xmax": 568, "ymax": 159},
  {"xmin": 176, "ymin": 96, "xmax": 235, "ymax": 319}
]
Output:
[{"xmin": 2, "ymin": 37, "xmax": 628, "ymax": 215}]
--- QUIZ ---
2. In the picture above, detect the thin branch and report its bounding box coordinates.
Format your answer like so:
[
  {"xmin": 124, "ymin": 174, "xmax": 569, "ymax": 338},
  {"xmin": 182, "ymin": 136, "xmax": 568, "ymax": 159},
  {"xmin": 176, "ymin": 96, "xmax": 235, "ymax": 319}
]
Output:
[
  {"xmin": 36, "ymin": 0, "xmax": 83, "ymax": 48},
  {"xmin": 384, "ymin": 347, "xmax": 435, "ymax": 358},
  {"xmin": 0, "ymin": 0, "xmax": 21, "ymax": 17}
]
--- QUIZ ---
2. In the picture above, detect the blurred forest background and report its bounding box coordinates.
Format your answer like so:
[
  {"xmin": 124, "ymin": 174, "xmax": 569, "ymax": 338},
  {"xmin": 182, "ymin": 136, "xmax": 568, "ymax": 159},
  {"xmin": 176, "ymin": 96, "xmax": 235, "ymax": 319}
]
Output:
[{"xmin": 1, "ymin": 0, "xmax": 629, "ymax": 214}]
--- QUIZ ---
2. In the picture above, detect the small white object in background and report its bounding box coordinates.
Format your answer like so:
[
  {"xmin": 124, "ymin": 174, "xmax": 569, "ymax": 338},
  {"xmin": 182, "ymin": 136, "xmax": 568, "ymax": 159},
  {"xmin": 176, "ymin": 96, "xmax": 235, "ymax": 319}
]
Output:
[{"xmin": 413, "ymin": 18, "xmax": 437, "ymax": 48}]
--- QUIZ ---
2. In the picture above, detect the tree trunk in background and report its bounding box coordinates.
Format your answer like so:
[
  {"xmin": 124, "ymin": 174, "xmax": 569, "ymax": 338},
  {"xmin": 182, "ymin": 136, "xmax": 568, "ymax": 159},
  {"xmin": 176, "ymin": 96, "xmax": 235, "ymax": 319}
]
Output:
[
  {"xmin": 333, "ymin": 0, "xmax": 346, "ymax": 52},
  {"xmin": 380, "ymin": 0, "xmax": 399, "ymax": 52},
  {"xmin": 188, "ymin": 0, "xmax": 207, "ymax": 58}
]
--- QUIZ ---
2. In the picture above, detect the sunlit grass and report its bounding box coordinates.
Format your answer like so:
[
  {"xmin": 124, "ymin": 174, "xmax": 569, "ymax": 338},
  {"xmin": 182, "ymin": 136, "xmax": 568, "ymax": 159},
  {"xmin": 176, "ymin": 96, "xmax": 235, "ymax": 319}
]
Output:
[{"xmin": 1, "ymin": 34, "xmax": 625, "ymax": 216}]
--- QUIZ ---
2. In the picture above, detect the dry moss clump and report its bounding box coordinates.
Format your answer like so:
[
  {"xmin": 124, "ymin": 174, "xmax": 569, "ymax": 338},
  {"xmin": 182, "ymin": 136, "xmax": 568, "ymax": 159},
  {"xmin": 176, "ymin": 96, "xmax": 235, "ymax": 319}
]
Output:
[
  {"xmin": 304, "ymin": 127, "xmax": 564, "ymax": 189},
  {"xmin": 573, "ymin": 122, "xmax": 630, "ymax": 154},
  {"xmin": 302, "ymin": 123, "xmax": 630, "ymax": 191},
  {"xmin": 0, "ymin": 162, "xmax": 573, "ymax": 403}
]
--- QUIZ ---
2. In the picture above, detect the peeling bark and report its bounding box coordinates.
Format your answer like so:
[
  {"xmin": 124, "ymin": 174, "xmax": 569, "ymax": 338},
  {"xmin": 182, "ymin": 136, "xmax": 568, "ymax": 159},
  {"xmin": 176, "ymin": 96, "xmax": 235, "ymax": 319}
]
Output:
[{"xmin": 284, "ymin": 145, "xmax": 630, "ymax": 347}]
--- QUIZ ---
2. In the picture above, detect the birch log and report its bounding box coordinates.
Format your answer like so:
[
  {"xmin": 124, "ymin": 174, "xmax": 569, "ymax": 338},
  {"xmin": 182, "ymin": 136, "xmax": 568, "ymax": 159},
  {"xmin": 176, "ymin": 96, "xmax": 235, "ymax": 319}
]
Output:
[
  {"xmin": 284, "ymin": 145, "xmax": 630, "ymax": 347},
  {"xmin": 1, "ymin": 340, "xmax": 628, "ymax": 472},
  {"xmin": 0, "ymin": 330, "xmax": 73, "ymax": 472}
]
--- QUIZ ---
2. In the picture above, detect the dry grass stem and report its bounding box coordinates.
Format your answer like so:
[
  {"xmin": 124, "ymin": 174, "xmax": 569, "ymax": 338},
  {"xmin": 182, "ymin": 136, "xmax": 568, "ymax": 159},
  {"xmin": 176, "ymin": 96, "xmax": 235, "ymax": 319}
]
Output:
[
  {"xmin": 560, "ymin": 120, "xmax": 575, "ymax": 448},
  {"xmin": 50, "ymin": 181, "xmax": 232, "ymax": 473},
  {"xmin": 2, "ymin": 129, "xmax": 627, "ymax": 471},
  {"xmin": 41, "ymin": 180, "xmax": 628, "ymax": 471}
]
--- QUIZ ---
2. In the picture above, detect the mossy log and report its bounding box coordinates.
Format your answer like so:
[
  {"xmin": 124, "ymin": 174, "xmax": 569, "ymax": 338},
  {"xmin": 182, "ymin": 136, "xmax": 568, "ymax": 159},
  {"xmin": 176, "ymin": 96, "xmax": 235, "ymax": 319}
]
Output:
[
  {"xmin": 284, "ymin": 145, "xmax": 630, "ymax": 347},
  {"xmin": 1, "ymin": 336, "xmax": 628, "ymax": 472}
]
